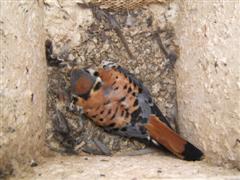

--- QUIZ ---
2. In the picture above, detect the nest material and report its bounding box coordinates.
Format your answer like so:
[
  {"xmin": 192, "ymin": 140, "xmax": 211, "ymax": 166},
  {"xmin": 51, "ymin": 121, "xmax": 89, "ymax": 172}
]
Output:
[
  {"xmin": 45, "ymin": 2, "xmax": 178, "ymax": 155},
  {"xmin": 90, "ymin": 0, "xmax": 167, "ymax": 11}
]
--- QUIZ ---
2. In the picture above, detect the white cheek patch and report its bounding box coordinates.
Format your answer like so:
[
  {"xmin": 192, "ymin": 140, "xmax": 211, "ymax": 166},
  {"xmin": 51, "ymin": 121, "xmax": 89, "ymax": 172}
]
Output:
[
  {"xmin": 93, "ymin": 76, "xmax": 103, "ymax": 87},
  {"xmin": 90, "ymin": 77, "xmax": 103, "ymax": 94},
  {"xmin": 96, "ymin": 76, "xmax": 102, "ymax": 83}
]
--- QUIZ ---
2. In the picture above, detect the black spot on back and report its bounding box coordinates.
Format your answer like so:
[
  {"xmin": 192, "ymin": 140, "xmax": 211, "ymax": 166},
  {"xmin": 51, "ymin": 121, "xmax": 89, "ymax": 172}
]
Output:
[
  {"xmin": 121, "ymin": 110, "xmax": 124, "ymax": 116},
  {"xmin": 112, "ymin": 81, "xmax": 116, "ymax": 86},
  {"xmin": 131, "ymin": 108, "xmax": 142, "ymax": 124},
  {"xmin": 96, "ymin": 106, "xmax": 101, "ymax": 110},
  {"xmin": 133, "ymin": 99, "xmax": 138, "ymax": 107},
  {"xmin": 123, "ymin": 84, "xmax": 127, "ymax": 89},
  {"xmin": 119, "ymin": 96, "xmax": 126, "ymax": 102},
  {"xmin": 116, "ymin": 65, "xmax": 151, "ymax": 96},
  {"xmin": 125, "ymin": 111, "xmax": 130, "ymax": 118},
  {"xmin": 110, "ymin": 107, "xmax": 118, "ymax": 120},
  {"xmin": 91, "ymin": 114, "xmax": 97, "ymax": 118},
  {"xmin": 128, "ymin": 87, "xmax": 132, "ymax": 93},
  {"xmin": 110, "ymin": 114, "xmax": 116, "ymax": 121},
  {"xmin": 107, "ymin": 122, "xmax": 115, "ymax": 127}
]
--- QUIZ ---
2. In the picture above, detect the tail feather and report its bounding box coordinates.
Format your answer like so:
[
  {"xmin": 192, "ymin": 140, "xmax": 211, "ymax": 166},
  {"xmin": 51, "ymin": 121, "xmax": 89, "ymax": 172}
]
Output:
[{"xmin": 145, "ymin": 115, "xmax": 204, "ymax": 161}]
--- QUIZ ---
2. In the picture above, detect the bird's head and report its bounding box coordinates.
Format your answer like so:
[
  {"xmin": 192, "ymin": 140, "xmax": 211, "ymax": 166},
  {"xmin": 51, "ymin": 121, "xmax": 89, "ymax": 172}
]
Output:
[{"xmin": 70, "ymin": 68, "xmax": 102, "ymax": 100}]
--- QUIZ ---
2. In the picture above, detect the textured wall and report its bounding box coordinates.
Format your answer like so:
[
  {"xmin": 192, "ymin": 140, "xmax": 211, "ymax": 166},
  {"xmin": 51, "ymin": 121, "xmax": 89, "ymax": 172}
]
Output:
[
  {"xmin": 1, "ymin": 0, "xmax": 239, "ymax": 177},
  {"xmin": 0, "ymin": 1, "xmax": 47, "ymax": 174},
  {"xmin": 175, "ymin": 1, "xmax": 240, "ymax": 169}
]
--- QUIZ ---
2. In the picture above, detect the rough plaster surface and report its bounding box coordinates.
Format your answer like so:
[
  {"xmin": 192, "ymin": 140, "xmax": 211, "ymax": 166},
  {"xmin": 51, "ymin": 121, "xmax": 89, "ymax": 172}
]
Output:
[
  {"xmin": 175, "ymin": 1, "xmax": 240, "ymax": 169},
  {"xmin": 0, "ymin": 1, "xmax": 47, "ymax": 174},
  {"xmin": 44, "ymin": 0, "xmax": 94, "ymax": 49},
  {"xmin": 20, "ymin": 154, "xmax": 240, "ymax": 179},
  {"xmin": 1, "ymin": 0, "xmax": 240, "ymax": 178}
]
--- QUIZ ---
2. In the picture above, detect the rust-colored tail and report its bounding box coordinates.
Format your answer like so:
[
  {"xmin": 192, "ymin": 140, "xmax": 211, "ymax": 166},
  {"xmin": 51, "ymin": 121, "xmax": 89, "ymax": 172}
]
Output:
[{"xmin": 145, "ymin": 115, "xmax": 204, "ymax": 161}]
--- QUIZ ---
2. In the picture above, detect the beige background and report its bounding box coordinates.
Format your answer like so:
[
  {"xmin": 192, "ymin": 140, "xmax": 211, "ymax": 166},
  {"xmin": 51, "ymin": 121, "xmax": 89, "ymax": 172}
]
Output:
[
  {"xmin": 175, "ymin": 0, "xmax": 240, "ymax": 169},
  {"xmin": 0, "ymin": 1, "xmax": 47, "ymax": 174}
]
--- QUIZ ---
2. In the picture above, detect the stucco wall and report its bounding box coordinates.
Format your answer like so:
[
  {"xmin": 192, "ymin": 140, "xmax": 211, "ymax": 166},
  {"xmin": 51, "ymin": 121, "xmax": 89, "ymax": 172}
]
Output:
[
  {"xmin": 175, "ymin": 1, "xmax": 240, "ymax": 169},
  {"xmin": 0, "ymin": 0, "xmax": 239, "ymax": 177},
  {"xmin": 0, "ymin": 1, "xmax": 47, "ymax": 174}
]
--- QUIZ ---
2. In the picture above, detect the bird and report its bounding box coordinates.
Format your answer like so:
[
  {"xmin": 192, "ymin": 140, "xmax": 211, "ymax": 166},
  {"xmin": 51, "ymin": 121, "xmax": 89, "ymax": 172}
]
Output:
[{"xmin": 70, "ymin": 61, "xmax": 204, "ymax": 160}]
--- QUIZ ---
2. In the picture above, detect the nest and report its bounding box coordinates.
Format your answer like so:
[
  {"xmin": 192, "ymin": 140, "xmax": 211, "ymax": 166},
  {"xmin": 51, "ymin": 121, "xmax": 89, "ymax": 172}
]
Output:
[
  {"xmin": 89, "ymin": 0, "xmax": 168, "ymax": 11},
  {"xmin": 44, "ymin": 1, "xmax": 178, "ymax": 156}
]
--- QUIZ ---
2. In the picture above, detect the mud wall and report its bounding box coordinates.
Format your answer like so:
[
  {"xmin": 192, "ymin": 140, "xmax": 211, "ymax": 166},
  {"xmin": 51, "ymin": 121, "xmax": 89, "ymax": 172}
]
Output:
[
  {"xmin": 175, "ymin": 1, "xmax": 240, "ymax": 168},
  {"xmin": 0, "ymin": 0, "xmax": 239, "ymax": 175},
  {"xmin": 0, "ymin": 1, "xmax": 47, "ymax": 174}
]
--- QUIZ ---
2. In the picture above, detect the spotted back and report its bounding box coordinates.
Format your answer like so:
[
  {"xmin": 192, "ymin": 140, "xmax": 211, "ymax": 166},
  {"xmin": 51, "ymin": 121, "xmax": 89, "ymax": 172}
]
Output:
[{"xmin": 88, "ymin": 61, "xmax": 172, "ymax": 139}]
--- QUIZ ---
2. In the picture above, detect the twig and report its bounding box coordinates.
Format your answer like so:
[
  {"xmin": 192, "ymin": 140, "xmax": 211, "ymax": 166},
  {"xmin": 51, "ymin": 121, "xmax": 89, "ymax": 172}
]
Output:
[
  {"xmin": 93, "ymin": 138, "xmax": 112, "ymax": 156},
  {"xmin": 153, "ymin": 27, "xmax": 177, "ymax": 68},
  {"xmin": 153, "ymin": 27, "xmax": 169, "ymax": 57}
]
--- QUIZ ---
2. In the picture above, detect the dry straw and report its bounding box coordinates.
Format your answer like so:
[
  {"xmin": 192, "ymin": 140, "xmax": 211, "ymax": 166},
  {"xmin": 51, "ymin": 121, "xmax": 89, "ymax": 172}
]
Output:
[{"xmin": 89, "ymin": 0, "xmax": 167, "ymax": 11}]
